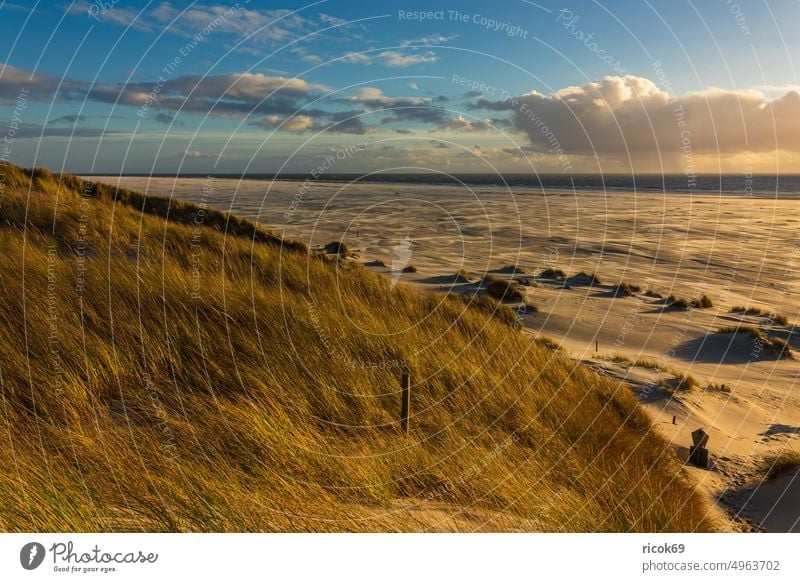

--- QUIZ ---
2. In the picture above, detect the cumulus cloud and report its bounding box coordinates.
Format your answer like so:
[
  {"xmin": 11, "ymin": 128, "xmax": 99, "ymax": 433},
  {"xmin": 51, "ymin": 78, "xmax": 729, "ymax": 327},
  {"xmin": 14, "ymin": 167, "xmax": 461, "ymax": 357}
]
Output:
[{"xmin": 472, "ymin": 75, "xmax": 800, "ymax": 159}]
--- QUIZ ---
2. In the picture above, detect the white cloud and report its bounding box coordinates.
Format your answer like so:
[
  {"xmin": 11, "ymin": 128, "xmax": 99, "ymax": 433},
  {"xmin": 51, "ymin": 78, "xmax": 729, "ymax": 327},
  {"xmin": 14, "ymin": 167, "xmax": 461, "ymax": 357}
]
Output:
[
  {"xmin": 400, "ymin": 33, "xmax": 459, "ymax": 46},
  {"xmin": 407, "ymin": 82, "xmax": 419, "ymax": 90},
  {"xmin": 348, "ymin": 87, "xmax": 430, "ymax": 108},
  {"xmin": 437, "ymin": 115, "xmax": 498, "ymax": 132},
  {"xmin": 70, "ymin": 2, "xmax": 317, "ymax": 44},
  {"xmin": 340, "ymin": 52, "xmax": 372, "ymax": 65},
  {"xmin": 377, "ymin": 51, "xmax": 438, "ymax": 67},
  {"xmin": 183, "ymin": 149, "xmax": 222, "ymax": 160},
  {"xmin": 479, "ymin": 75, "xmax": 800, "ymax": 158},
  {"xmin": 338, "ymin": 50, "xmax": 439, "ymax": 67},
  {"xmin": 255, "ymin": 114, "xmax": 314, "ymax": 133}
]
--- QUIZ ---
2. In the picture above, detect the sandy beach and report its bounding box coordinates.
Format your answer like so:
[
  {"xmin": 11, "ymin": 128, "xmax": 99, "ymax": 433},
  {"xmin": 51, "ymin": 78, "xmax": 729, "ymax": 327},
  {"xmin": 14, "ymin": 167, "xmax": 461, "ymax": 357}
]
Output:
[{"xmin": 93, "ymin": 175, "xmax": 800, "ymax": 531}]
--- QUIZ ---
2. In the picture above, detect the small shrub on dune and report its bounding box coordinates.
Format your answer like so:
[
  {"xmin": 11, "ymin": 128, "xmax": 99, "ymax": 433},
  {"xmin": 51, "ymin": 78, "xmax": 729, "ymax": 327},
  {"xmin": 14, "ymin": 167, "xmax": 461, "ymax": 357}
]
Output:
[
  {"xmin": 693, "ymin": 294, "xmax": 713, "ymax": 309},
  {"xmin": 662, "ymin": 373, "xmax": 698, "ymax": 392},
  {"xmin": 324, "ymin": 241, "xmax": 348, "ymax": 255},
  {"xmin": 486, "ymin": 279, "xmax": 524, "ymax": 301},
  {"xmin": 730, "ymin": 306, "xmax": 789, "ymax": 326},
  {"xmin": 705, "ymin": 382, "xmax": 731, "ymax": 394},
  {"xmin": 574, "ymin": 271, "xmax": 602, "ymax": 285},
  {"xmin": 611, "ymin": 282, "xmax": 641, "ymax": 297},
  {"xmin": 676, "ymin": 373, "xmax": 698, "ymax": 391},
  {"xmin": 730, "ymin": 305, "xmax": 762, "ymax": 315},
  {"xmin": 401, "ymin": 265, "xmax": 417, "ymax": 273},
  {"xmin": 644, "ymin": 289, "xmax": 663, "ymax": 299},
  {"xmin": 668, "ymin": 296, "xmax": 691, "ymax": 310},
  {"xmin": 455, "ymin": 269, "xmax": 473, "ymax": 282},
  {"xmin": 773, "ymin": 313, "xmax": 789, "ymax": 326},
  {"xmin": 539, "ymin": 267, "xmax": 566, "ymax": 280}
]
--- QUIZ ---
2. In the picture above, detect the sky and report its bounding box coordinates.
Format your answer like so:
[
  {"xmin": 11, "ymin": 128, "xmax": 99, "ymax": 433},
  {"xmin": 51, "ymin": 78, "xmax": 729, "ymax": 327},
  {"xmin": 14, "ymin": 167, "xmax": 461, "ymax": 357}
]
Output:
[{"xmin": 2, "ymin": 0, "xmax": 800, "ymax": 174}]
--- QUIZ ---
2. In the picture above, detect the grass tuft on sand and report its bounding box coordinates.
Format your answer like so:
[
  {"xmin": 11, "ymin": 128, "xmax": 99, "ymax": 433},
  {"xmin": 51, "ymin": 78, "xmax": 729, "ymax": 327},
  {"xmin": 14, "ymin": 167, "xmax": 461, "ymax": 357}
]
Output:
[
  {"xmin": 757, "ymin": 451, "xmax": 800, "ymax": 480},
  {"xmin": 717, "ymin": 325, "xmax": 793, "ymax": 359}
]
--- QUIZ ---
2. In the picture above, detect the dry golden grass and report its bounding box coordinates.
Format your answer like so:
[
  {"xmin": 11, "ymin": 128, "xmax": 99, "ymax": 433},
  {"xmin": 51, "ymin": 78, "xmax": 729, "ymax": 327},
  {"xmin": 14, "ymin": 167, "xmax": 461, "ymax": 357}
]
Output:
[
  {"xmin": 0, "ymin": 162, "xmax": 717, "ymax": 532},
  {"xmin": 757, "ymin": 451, "xmax": 800, "ymax": 480}
]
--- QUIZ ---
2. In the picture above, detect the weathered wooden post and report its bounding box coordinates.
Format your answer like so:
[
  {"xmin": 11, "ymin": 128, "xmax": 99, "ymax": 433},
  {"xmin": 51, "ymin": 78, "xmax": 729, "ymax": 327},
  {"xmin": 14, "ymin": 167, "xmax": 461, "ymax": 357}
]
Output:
[
  {"xmin": 400, "ymin": 371, "xmax": 411, "ymax": 435},
  {"xmin": 689, "ymin": 427, "xmax": 709, "ymax": 468},
  {"xmin": 595, "ymin": 340, "xmax": 599, "ymax": 352}
]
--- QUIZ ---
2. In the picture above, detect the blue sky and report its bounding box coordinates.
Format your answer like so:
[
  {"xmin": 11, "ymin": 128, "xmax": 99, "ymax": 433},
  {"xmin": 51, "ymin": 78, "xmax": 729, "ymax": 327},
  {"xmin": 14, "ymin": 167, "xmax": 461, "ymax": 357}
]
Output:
[{"xmin": 2, "ymin": 0, "xmax": 800, "ymax": 173}]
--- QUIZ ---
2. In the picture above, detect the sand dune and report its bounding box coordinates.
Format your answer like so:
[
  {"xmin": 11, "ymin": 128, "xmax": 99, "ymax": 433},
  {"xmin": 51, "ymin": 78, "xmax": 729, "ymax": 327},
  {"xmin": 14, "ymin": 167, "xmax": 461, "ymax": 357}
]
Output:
[{"xmin": 92, "ymin": 175, "xmax": 800, "ymax": 531}]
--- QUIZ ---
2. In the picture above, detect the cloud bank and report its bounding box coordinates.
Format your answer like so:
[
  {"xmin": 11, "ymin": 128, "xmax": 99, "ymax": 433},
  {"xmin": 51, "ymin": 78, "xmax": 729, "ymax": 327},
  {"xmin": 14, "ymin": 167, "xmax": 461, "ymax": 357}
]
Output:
[{"xmin": 472, "ymin": 75, "xmax": 800, "ymax": 161}]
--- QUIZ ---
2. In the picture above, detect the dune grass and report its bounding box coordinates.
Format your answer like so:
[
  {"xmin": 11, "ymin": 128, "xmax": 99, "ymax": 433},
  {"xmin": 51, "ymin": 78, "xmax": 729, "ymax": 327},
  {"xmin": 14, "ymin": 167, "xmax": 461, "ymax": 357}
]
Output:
[
  {"xmin": 538, "ymin": 267, "xmax": 566, "ymax": 280},
  {"xmin": 572, "ymin": 271, "xmax": 602, "ymax": 285},
  {"xmin": 633, "ymin": 358, "xmax": 668, "ymax": 372},
  {"xmin": 729, "ymin": 306, "xmax": 789, "ymax": 326},
  {"xmin": 705, "ymin": 382, "xmax": 731, "ymax": 394},
  {"xmin": 0, "ymin": 162, "xmax": 717, "ymax": 532},
  {"xmin": 717, "ymin": 325, "xmax": 792, "ymax": 359},
  {"xmin": 486, "ymin": 279, "xmax": 524, "ymax": 301},
  {"xmin": 324, "ymin": 241, "xmax": 349, "ymax": 255},
  {"xmin": 667, "ymin": 294, "xmax": 712, "ymax": 310},
  {"xmin": 757, "ymin": 451, "xmax": 800, "ymax": 480},
  {"xmin": 611, "ymin": 282, "xmax": 642, "ymax": 297}
]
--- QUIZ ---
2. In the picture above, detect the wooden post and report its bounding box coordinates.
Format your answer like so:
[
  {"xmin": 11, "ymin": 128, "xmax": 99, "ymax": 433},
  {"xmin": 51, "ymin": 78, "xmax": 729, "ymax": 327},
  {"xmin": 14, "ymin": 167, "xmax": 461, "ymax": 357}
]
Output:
[
  {"xmin": 400, "ymin": 372, "xmax": 411, "ymax": 435},
  {"xmin": 595, "ymin": 340, "xmax": 599, "ymax": 352},
  {"xmin": 672, "ymin": 415, "xmax": 676, "ymax": 425}
]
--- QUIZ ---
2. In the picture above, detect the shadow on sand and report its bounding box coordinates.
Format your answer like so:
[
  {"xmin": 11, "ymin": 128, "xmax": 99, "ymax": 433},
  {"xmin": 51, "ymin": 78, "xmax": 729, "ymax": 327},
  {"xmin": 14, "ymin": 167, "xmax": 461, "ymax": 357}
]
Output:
[
  {"xmin": 759, "ymin": 424, "xmax": 800, "ymax": 437},
  {"xmin": 674, "ymin": 331, "xmax": 788, "ymax": 364}
]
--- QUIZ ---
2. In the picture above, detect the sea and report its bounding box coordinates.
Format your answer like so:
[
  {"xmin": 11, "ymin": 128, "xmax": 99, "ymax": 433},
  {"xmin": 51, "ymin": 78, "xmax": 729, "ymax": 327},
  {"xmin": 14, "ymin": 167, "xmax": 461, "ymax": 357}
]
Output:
[{"xmin": 98, "ymin": 173, "xmax": 800, "ymax": 197}]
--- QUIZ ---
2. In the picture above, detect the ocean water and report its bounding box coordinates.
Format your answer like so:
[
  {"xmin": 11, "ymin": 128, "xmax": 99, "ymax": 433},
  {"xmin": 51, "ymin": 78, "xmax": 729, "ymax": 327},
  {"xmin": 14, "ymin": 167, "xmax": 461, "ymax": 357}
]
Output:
[{"xmin": 107, "ymin": 173, "xmax": 800, "ymax": 197}]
